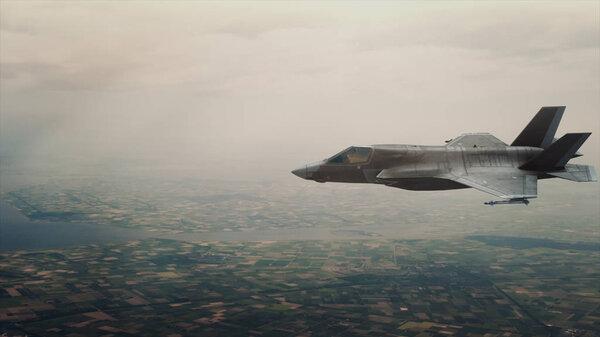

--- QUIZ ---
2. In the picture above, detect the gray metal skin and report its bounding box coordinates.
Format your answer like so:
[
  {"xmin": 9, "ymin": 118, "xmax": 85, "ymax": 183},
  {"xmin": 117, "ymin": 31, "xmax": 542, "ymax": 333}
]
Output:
[
  {"xmin": 293, "ymin": 144, "xmax": 540, "ymax": 189},
  {"xmin": 292, "ymin": 106, "xmax": 596, "ymax": 205}
]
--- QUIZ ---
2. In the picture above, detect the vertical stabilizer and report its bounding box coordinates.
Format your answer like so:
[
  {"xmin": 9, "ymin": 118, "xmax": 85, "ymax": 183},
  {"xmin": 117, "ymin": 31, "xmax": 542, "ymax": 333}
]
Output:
[{"xmin": 512, "ymin": 106, "xmax": 565, "ymax": 148}]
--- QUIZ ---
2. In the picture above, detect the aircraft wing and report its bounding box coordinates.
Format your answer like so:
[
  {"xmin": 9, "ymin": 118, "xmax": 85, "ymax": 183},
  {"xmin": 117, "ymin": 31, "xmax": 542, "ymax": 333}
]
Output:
[
  {"xmin": 444, "ymin": 168, "xmax": 538, "ymax": 199},
  {"xmin": 446, "ymin": 133, "xmax": 507, "ymax": 148}
]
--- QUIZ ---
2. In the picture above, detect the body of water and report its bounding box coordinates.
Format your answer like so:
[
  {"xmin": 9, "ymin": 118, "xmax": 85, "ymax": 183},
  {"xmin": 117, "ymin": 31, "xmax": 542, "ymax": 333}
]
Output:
[
  {"xmin": 0, "ymin": 199, "xmax": 426, "ymax": 252},
  {"xmin": 0, "ymin": 201, "xmax": 154, "ymax": 252}
]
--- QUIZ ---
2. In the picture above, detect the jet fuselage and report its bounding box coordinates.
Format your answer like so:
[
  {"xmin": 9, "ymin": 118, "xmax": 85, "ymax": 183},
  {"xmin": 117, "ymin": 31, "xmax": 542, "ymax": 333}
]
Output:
[
  {"xmin": 293, "ymin": 144, "xmax": 543, "ymax": 191},
  {"xmin": 293, "ymin": 107, "xmax": 596, "ymax": 204}
]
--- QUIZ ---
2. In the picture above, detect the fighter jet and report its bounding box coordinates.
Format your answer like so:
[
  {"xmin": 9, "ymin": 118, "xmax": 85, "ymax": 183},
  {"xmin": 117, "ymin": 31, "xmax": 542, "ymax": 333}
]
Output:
[{"xmin": 291, "ymin": 106, "xmax": 596, "ymax": 205}]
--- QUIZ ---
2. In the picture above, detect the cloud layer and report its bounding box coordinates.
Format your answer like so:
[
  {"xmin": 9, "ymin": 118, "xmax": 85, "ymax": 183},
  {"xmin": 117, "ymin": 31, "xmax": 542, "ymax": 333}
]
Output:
[{"xmin": 1, "ymin": 1, "xmax": 599, "ymax": 178}]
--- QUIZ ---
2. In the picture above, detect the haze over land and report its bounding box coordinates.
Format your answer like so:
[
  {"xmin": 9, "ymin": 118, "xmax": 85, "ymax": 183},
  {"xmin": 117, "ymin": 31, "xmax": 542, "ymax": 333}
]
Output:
[{"xmin": 1, "ymin": 1, "xmax": 598, "ymax": 240}]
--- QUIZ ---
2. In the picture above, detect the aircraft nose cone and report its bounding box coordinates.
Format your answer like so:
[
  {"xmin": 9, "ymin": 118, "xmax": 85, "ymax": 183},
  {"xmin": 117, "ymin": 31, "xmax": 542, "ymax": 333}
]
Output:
[
  {"xmin": 292, "ymin": 160, "xmax": 324, "ymax": 180},
  {"xmin": 291, "ymin": 166, "xmax": 308, "ymax": 179}
]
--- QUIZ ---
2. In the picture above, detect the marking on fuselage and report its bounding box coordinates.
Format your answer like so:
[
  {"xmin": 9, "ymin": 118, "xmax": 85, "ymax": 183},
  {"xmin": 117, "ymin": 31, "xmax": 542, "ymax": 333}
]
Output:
[{"xmin": 459, "ymin": 146, "xmax": 469, "ymax": 175}]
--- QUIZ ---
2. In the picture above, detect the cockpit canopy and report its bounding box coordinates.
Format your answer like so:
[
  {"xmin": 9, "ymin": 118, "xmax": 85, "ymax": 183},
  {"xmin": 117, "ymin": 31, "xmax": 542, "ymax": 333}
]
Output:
[{"xmin": 327, "ymin": 146, "xmax": 372, "ymax": 164}]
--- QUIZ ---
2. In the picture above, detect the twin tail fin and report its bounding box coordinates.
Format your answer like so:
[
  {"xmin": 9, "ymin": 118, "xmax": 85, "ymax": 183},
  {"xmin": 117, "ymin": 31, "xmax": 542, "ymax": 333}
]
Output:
[
  {"xmin": 520, "ymin": 133, "xmax": 591, "ymax": 171},
  {"xmin": 512, "ymin": 106, "xmax": 565, "ymax": 148}
]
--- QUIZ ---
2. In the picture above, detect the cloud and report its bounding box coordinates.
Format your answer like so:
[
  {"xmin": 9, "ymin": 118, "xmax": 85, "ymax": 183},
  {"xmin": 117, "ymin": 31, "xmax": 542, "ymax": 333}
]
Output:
[
  {"xmin": 1, "ymin": 2, "xmax": 598, "ymax": 92},
  {"xmin": 0, "ymin": 1, "xmax": 598, "ymax": 175},
  {"xmin": 351, "ymin": 3, "xmax": 599, "ymax": 58},
  {"xmin": 0, "ymin": 2, "xmax": 328, "ymax": 91}
]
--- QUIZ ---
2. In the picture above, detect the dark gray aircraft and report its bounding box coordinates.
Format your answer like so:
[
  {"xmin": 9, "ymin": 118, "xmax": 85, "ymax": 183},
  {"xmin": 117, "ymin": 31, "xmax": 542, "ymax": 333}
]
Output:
[{"xmin": 292, "ymin": 106, "xmax": 596, "ymax": 205}]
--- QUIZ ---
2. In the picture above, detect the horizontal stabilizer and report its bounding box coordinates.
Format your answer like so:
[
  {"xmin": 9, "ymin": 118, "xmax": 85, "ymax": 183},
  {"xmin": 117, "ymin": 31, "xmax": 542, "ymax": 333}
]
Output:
[
  {"xmin": 547, "ymin": 164, "xmax": 597, "ymax": 182},
  {"xmin": 520, "ymin": 133, "xmax": 591, "ymax": 171},
  {"xmin": 512, "ymin": 106, "xmax": 564, "ymax": 148}
]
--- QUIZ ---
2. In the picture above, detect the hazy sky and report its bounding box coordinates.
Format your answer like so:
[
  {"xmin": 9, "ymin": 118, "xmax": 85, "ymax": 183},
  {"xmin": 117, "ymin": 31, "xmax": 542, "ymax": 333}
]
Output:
[{"xmin": 1, "ymin": 1, "xmax": 599, "ymax": 179}]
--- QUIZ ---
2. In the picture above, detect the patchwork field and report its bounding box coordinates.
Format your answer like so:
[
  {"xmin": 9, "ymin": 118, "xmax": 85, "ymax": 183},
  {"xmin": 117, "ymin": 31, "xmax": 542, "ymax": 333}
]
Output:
[{"xmin": 1, "ymin": 237, "xmax": 598, "ymax": 336}]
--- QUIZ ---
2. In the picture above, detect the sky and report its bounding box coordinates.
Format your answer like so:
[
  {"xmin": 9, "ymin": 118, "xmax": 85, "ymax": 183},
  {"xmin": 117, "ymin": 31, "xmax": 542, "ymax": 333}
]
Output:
[{"xmin": 1, "ymin": 1, "xmax": 599, "ymax": 180}]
